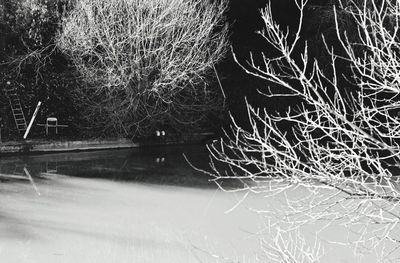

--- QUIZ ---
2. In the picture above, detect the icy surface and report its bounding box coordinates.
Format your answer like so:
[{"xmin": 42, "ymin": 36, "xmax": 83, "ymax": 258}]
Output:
[
  {"xmin": 0, "ymin": 146, "xmax": 394, "ymax": 262},
  {"xmin": 0, "ymin": 177, "xmax": 263, "ymax": 263}
]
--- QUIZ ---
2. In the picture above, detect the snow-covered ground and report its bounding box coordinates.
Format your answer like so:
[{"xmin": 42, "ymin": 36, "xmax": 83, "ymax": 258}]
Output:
[{"xmin": 0, "ymin": 176, "xmax": 264, "ymax": 263}]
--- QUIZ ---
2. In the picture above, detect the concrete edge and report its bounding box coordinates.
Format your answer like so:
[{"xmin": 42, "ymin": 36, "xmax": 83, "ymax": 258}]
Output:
[
  {"xmin": 0, "ymin": 139, "xmax": 139, "ymax": 155},
  {"xmin": 0, "ymin": 133, "xmax": 215, "ymax": 156}
]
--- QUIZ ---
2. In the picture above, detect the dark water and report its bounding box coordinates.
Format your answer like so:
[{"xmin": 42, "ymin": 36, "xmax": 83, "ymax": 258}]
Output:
[{"xmin": 0, "ymin": 145, "xmax": 214, "ymax": 187}]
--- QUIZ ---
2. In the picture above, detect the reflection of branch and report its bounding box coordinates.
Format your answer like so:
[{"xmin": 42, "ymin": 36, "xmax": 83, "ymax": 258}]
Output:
[
  {"xmin": 0, "ymin": 173, "xmax": 29, "ymax": 180},
  {"xmin": 23, "ymin": 167, "xmax": 40, "ymax": 196},
  {"xmin": 188, "ymin": 240, "xmax": 235, "ymax": 263}
]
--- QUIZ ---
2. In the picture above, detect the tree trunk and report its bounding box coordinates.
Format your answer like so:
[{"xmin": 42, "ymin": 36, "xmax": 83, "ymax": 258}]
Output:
[{"xmin": 0, "ymin": 0, "xmax": 5, "ymax": 59}]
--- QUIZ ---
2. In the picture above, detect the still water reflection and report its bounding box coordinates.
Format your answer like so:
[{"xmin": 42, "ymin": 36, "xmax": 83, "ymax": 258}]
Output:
[{"xmin": 0, "ymin": 145, "xmax": 214, "ymax": 187}]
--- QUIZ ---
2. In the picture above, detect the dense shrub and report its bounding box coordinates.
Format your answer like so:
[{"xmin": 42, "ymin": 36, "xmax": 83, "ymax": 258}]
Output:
[{"xmin": 56, "ymin": 0, "xmax": 230, "ymax": 137}]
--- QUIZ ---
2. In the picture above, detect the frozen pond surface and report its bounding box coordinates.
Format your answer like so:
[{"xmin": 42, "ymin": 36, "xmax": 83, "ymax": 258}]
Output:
[
  {"xmin": 0, "ymin": 145, "xmax": 396, "ymax": 262},
  {"xmin": 0, "ymin": 146, "xmax": 264, "ymax": 263}
]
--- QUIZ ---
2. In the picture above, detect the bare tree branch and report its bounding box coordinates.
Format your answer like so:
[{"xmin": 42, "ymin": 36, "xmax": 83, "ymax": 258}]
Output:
[{"xmin": 208, "ymin": 0, "xmax": 400, "ymax": 261}]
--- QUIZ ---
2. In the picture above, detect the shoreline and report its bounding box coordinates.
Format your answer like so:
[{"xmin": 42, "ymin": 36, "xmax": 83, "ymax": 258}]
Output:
[
  {"xmin": 0, "ymin": 133, "xmax": 215, "ymax": 156},
  {"xmin": 0, "ymin": 138, "xmax": 138, "ymax": 156}
]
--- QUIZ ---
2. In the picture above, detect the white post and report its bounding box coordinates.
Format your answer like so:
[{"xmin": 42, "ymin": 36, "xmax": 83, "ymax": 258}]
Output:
[{"xmin": 23, "ymin": 101, "xmax": 41, "ymax": 140}]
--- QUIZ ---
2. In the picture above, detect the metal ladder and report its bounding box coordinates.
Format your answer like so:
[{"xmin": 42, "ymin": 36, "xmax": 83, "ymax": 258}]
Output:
[{"xmin": 4, "ymin": 87, "xmax": 27, "ymax": 133}]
